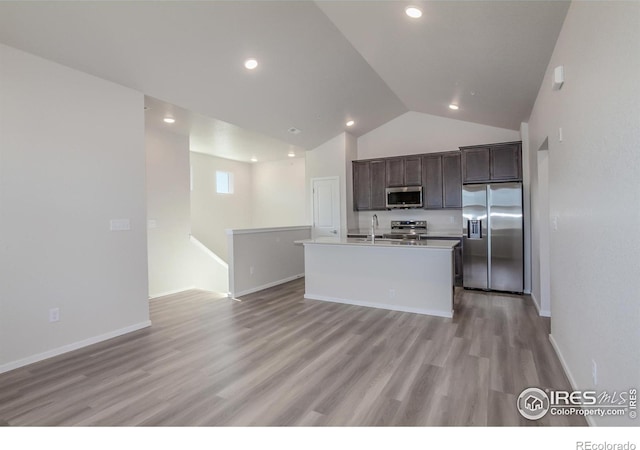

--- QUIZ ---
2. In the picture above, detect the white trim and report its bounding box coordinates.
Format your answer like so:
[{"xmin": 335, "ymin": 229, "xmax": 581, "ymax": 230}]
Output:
[
  {"xmin": 530, "ymin": 291, "xmax": 551, "ymax": 317},
  {"xmin": 233, "ymin": 273, "xmax": 305, "ymax": 298},
  {"xmin": 149, "ymin": 287, "xmax": 196, "ymax": 300},
  {"xmin": 549, "ymin": 334, "xmax": 596, "ymax": 427},
  {"xmin": 226, "ymin": 226, "xmax": 311, "ymax": 236},
  {"xmin": 304, "ymin": 293, "xmax": 454, "ymax": 319},
  {"xmin": 0, "ymin": 321, "xmax": 152, "ymax": 375}
]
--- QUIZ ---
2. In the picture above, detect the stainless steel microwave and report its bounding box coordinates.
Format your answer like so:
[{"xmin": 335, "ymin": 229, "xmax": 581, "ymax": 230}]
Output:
[{"xmin": 385, "ymin": 186, "xmax": 423, "ymax": 209}]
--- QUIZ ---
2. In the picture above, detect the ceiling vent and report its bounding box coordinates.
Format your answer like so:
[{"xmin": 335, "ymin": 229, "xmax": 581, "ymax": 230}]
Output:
[{"xmin": 288, "ymin": 127, "xmax": 301, "ymax": 135}]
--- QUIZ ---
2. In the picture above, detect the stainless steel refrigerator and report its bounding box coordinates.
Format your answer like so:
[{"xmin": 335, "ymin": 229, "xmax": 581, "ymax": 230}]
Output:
[{"xmin": 462, "ymin": 182, "xmax": 523, "ymax": 293}]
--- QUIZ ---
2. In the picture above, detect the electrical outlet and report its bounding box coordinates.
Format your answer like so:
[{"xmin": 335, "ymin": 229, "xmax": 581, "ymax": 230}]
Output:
[
  {"xmin": 389, "ymin": 289, "xmax": 396, "ymax": 299},
  {"xmin": 49, "ymin": 307, "xmax": 60, "ymax": 323},
  {"xmin": 552, "ymin": 216, "xmax": 559, "ymax": 231},
  {"xmin": 249, "ymin": 266, "xmax": 254, "ymax": 276},
  {"xmin": 592, "ymin": 359, "xmax": 598, "ymax": 386}
]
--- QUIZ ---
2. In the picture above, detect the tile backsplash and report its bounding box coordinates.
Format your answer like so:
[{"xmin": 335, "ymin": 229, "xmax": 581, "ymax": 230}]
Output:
[{"xmin": 356, "ymin": 209, "xmax": 462, "ymax": 232}]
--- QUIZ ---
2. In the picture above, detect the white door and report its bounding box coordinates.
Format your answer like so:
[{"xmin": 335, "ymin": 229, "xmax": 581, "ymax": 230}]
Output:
[{"xmin": 311, "ymin": 177, "xmax": 341, "ymax": 238}]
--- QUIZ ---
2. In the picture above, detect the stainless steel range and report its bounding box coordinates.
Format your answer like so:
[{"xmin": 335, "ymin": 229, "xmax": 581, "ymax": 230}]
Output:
[{"xmin": 384, "ymin": 220, "xmax": 428, "ymax": 240}]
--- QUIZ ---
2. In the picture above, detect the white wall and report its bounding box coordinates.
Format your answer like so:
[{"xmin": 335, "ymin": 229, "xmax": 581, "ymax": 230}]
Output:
[
  {"xmin": 0, "ymin": 44, "xmax": 150, "ymax": 371},
  {"xmin": 251, "ymin": 158, "xmax": 307, "ymax": 228},
  {"xmin": 305, "ymin": 133, "xmax": 355, "ymax": 233},
  {"xmin": 146, "ymin": 127, "xmax": 229, "ymax": 297},
  {"xmin": 344, "ymin": 132, "xmax": 358, "ymax": 230},
  {"xmin": 188, "ymin": 236, "xmax": 229, "ymax": 295},
  {"xmin": 527, "ymin": 1, "xmax": 640, "ymax": 426},
  {"xmin": 227, "ymin": 227, "xmax": 310, "ymax": 297},
  {"xmin": 357, "ymin": 111, "xmax": 520, "ymax": 159},
  {"xmin": 146, "ymin": 128, "xmax": 194, "ymax": 296},
  {"xmin": 520, "ymin": 122, "xmax": 533, "ymax": 297},
  {"xmin": 190, "ymin": 151, "xmax": 253, "ymax": 262}
]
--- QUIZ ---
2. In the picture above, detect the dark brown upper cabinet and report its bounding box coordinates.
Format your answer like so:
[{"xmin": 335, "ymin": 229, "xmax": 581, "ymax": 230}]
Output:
[
  {"xmin": 404, "ymin": 156, "xmax": 422, "ymax": 186},
  {"xmin": 353, "ymin": 160, "xmax": 386, "ymax": 211},
  {"xmin": 354, "ymin": 151, "xmax": 461, "ymax": 211},
  {"xmin": 442, "ymin": 152, "xmax": 462, "ymax": 208},
  {"xmin": 369, "ymin": 160, "xmax": 387, "ymax": 210},
  {"xmin": 422, "ymin": 152, "xmax": 461, "ymax": 209},
  {"xmin": 460, "ymin": 141, "xmax": 522, "ymax": 184},
  {"xmin": 353, "ymin": 161, "xmax": 371, "ymax": 211},
  {"xmin": 490, "ymin": 142, "xmax": 522, "ymax": 181},
  {"xmin": 423, "ymin": 155, "xmax": 443, "ymax": 209},
  {"xmin": 386, "ymin": 156, "xmax": 422, "ymax": 187},
  {"xmin": 386, "ymin": 158, "xmax": 404, "ymax": 187}
]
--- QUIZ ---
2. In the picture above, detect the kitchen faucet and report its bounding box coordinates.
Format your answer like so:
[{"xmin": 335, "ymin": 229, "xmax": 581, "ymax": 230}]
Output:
[{"xmin": 371, "ymin": 214, "xmax": 379, "ymax": 243}]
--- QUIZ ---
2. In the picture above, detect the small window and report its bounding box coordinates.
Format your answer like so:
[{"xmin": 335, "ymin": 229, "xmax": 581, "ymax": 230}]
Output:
[{"xmin": 216, "ymin": 171, "xmax": 233, "ymax": 194}]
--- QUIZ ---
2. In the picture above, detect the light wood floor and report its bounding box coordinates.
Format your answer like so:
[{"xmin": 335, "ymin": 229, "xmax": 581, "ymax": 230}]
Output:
[{"xmin": 0, "ymin": 279, "xmax": 586, "ymax": 426}]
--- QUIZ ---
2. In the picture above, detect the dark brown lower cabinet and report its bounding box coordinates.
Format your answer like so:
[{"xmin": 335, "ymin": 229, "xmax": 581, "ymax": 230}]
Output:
[{"xmin": 454, "ymin": 244, "xmax": 463, "ymax": 286}]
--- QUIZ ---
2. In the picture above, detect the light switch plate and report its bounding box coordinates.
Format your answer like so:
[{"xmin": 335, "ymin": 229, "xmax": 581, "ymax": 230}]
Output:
[
  {"xmin": 148, "ymin": 219, "xmax": 157, "ymax": 229},
  {"xmin": 552, "ymin": 65, "xmax": 564, "ymax": 90},
  {"xmin": 110, "ymin": 219, "xmax": 131, "ymax": 231}
]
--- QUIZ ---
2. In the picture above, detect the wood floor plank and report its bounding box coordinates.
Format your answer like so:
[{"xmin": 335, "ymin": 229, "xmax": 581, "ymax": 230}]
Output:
[{"xmin": 0, "ymin": 279, "xmax": 586, "ymax": 426}]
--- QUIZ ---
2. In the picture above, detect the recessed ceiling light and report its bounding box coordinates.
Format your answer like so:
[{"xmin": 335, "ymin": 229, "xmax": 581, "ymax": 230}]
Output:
[
  {"xmin": 346, "ymin": 120, "xmax": 355, "ymax": 127},
  {"xmin": 163, "ymin": 117, "xmax": 175, "ymax": 124},
  {"xmin": 250, "ymin": 157, "xmax": 258, "ymax": 162},
  {"xmin": 405, "ymin": 7, "xmax": 423, "ymax": 19},
  {"xmin": 448, "ymin": 104, "xmax": 459, "ymax": 110},
  {"xmin": 288, "ymin": 151, "xmax": 296, "ymax": 158},
  {"xmin": 244, "ymin": 59, "xmax": 258, "ymax": 70}
]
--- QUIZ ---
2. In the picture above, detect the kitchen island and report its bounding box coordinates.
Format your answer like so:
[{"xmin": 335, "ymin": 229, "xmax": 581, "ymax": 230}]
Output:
[{"xmin": 298, "ymin": 237, "xmax": 459, "ymax": 318}]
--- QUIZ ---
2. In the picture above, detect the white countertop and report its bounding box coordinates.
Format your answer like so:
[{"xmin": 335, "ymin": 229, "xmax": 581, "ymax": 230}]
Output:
[
  {"xmin": 346, "ymin": 229, "xmax": 462, "ymax": 238},
  {"xmin": 296, "ymin": 237, "xmax": 459, "ymax": 250}
]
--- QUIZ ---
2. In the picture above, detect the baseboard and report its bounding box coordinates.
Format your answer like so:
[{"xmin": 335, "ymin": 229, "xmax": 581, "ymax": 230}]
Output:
[
  {"xmin": 149, "ymin": 286, "xmax": 196, "ymax": 300},
  {"xmin": 549, "ymin": 334, "xmax": 596, "ymax": 427},
  {"xmin": 0, "ymin": 320, "xmax": 152, "ymax": 375},
  {"xmin": 530, "ymin": 292, "xmax": 551, "ymax": 317},
  {"xmin": 305, "ymin": 293, "xmax": 453, "ymax": 319},
  {"xmin": 233, "ymin": 273, "xmax": 305, "ymax": 298}
]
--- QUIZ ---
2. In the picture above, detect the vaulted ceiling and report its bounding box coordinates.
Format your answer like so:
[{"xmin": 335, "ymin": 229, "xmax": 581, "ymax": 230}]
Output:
[{"xmin": 0, "ymin": 1, "xmax": 570, "ymax": 160}]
